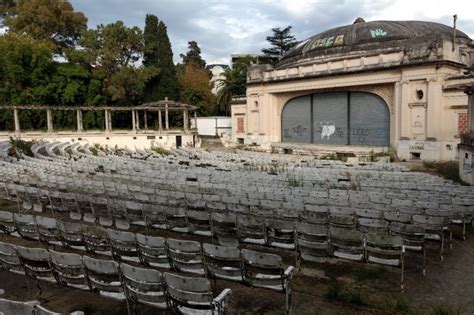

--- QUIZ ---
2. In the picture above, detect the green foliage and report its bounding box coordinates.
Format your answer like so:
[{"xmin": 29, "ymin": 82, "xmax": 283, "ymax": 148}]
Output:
[
  {"xmin": 324, "ymin": 281, "xmax": 367, "ymax": 306},
  {"xmin": 178, "ymin": 63, "xmax": 216, "ymax": 115},
  {"xmin": 431, "ymin": 304, "xmax": 461, "ymax": 315},
  {"xmin": 261, "ymin": 25, "xmax": 297, "ymax": 59},
  {"xmin": 8, "ymin": 137, "xmax": 34, "ymax": 157},
  {"xmin": 216, "ymin": 57, "xmax": 254, "ymax": 115},
  {"xmin": 151, "ymin": 146, "xmax": 170, "ymax": 156},
  {"xmin": 72, "ymin": 21, "xmax": 144, "ymax": 76},
  {"xmin": 143, "ymin": 15, "xmax": 179, "ymax": 101},
  {"xmin": 107, "ymin": 66, "xmax": 158, "ymax": 104},
  {"xmin": 394, "ymin": 295, "xmax": 410, "ymax": 313},
  {"xmin": 4, "ymin": 0, "xmax": 87, "ymax": 52},
  {"xmin": 180, "ymin": 41, "xmax": 206, "ymax": 69}
]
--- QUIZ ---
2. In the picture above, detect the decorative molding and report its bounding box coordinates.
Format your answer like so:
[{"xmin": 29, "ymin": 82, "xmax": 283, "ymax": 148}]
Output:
[{"xmin": 408, "ymin": 102, "xmax": 427, "ymax": 108}]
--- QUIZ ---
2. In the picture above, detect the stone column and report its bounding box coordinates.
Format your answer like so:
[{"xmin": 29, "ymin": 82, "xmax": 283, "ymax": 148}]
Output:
[
  {"xmin": 132, "ymin": 110, "xmax": 136, "ymax": 131},
  {"xmin": 14, "ymin": 108, "xmax": 20, "ymax": 133},
  {"xmin": 158, "ymin": 110, "xmax": 163, "ymax": 132},
  {"xmin": 194, "ymin": 111, "xmax": 197, "ymax": 129},
  {"xmin": 46, "ymin": 109, "xmax": 54, "ymax": 133},
  {"xmin": 183, "ymin": 109, "xmax": 189, "ymax": 131},
  {"xmin": 76, "ymin": 109, "xmax": 83, "ymax": 132},
  {"xmin": 136, "ymin": 110, "xmax": 140, "ymax": 130},
  {"xmin": 104, "ymin": 109, "xmax": 110, "ymax": 132},
  {"xmin": 165, "ymin": 104, "xmax": 169, "ymax": 130},
  {"xmin": 108, "ymin": 110, "xmax": 113, "ymax": 131},
  {"xmin": 144, "ymin": 110, "xmax": 148, "ymax": 129}
]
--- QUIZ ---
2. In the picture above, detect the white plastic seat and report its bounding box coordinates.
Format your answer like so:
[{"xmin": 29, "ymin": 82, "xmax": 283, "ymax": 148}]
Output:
[
  {"xmin": 106, "ymin": 229, "xmax": 138, "ymax": 262},
  {"xmin": 82, "ymin": 256, "xmax": 125, "ymax": 300},
  {"xmin": 164, "ymin": 272, "xmax": 231, "ymax": 315},
  {"xmin": 166, "ymin": 238, "xmax": 204, "ymax": 274},
  {"xmin": 136, "ymin": 233, "xmax": 169, "ymax": 269},
  {"xmin": 0, "ymin": 241, "xmax": 24, "ymax": 274},
  {"xmin": 202, "ymin": 243, "xmax": 242, "ymax": 282},
  {"xmin": 120, "ymin": 263, "xmax": 167, "ymax": 310},
  {"xmin": 49, "ymin": 250, "xmax": 88, "ymax": 290},
  {"xmin": 296, "ymin": 223, "xmax": 329, "ymax": 263}
]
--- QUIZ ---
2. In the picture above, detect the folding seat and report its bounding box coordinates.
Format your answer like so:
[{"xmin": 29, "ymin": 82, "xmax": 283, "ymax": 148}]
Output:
[
  {"xmin": 241, "ymin": 249, "xmax": 295, "ymax": 313},
  {"xmin": 383, "ymin": 212, "xmax": 412, "ymax": 224},
  {"xmin": 14, "ymin": 213, "xmax": 38, "ymax": 240},
  {"xmin": 106, "ymin": 229, "xmax": 138, "ymax": 262},
  {"xmin": 164, "ymin": 207, "xmax": 188, "ymax": 233},
  {"xmin": 57, "ymin": 220, "xmax": 85, "ymax": 249},
  {"xmin": 186, "ymin": 209, "xmax": 211, "ymax": 236},
  {"xmin": 413, "ymin": 214, "xmax": 451, "ymax": 261},
  {"xmin": 5, "ymin": 183, "xmax": 18, "ymax": 201},
  {"xmin": 0, "ymin": 210, "xmax": 15, "ymax": 235},
  {"xmin": 364, "ymin": 233, "xmax": 405, "ymax": 290},
  {"xmin": 15, "ymin": 185, "xmax": 33, "ymax": 211},
  {"xmin": 329, "ymin": 207, "xmax": 357, "ymax": 230},
  {"xmin": 357, "ymin": 218, "xmax": 390, "ymax": 234},
  {"xmin": 210, "ymin": 212, "xmax": 238, "ymax": 247},
  {"xmin": 299, "ymin": 207, "xmax": 329, "ymax": 225},
  {"xmin": 0, "ymin": 241, "xmax": 23, "ymax": 274},
  {"xmin": 48, "ymin": 190, "xmax": 64, "ymax": 212},
  {"xmin": 0, "ymin": 298, "xmax": 37, "ymax": 314},
  {"xmin": 143, "ymin": 205, "xmax": 167, "ymax": 230},
  {"xmin": 82, "ymin": 256, "xmax": 125, "ymax": 300},
  {"xmin": 108, "ymin": 198, "xmax": 130, "ymax": 230},
  {"xmin": 72, "ymin": 193, "xmax": 92, "ymax": 221},
  {"xmin": 265, "ymin": 219, "xmax": 296, "ymax": 249},
  {"xmin": 166, "ymin": 238, "xmax": 204, "ymax": 274},
  {"xmin": 295, "ymin": 223, "xmax": 329, "ymax": 263},
  {"xmin": 164, "ymin": 272, "xmax": 231, "ymax": 315},
  {"xmin": 49, "ymin": 250, "xmax": 88, "ymax": 290},
  {"xmin": 202, "ymin": 243, "xmax": 242, "ymax": 282},
  {"xmin": 16, "ymin": 245, "xmax": 55, "ymax": 298},
  {"xmin": 125, "ymin": 201, "xmax": 145, "ymax": 226},
  {"xmin": 236, "ymin": 214, "xmax": 266, "ymax": 245},
  {"xmin": 120, "ymin": 263, "xmax": 168, "ymax": 311},
  {"xmin": 34, "ymin": 188, "xmax": 51, "ymax": 213},
  {"xmin": 329, "ymin": 227, "xmax": 364, "ymax": 261},
  {"xmin": 83, "ymin": 226, "xmax": 111, "ymax": 256},
  {"xmin": 354, "ymin": 208, "xmax": 383, "ymax": 219},
  {"xmin": 136, "ymin": 233, "xmax": 169, "ymax": 269},
  {"xmin": 35, "ymin": 216, "xmax": 61, "ymax": 246}
]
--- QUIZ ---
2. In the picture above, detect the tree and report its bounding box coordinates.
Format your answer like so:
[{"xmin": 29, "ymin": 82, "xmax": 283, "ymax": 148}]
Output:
[
  {"xmin": 180, "ymin": 41, "xmax": 206, "ymax": 69},
  {"xmin": 261, "ymin": 26, "xmax": 297, "ymax": 59},
  {"xmin": 71, "ymin": 21, "xmax": 144, "ymax": 76},
  {"xmin": 178, "ymin": 63, "xmax": 216, "ymax": 115},
  {"xmin": 216, "ymin": 57, "xmax": 254, "ymax": 116},
  {"xmin": 107, "ymin": 66, "xmax": 157, "ymax": 104},
  {"xmin": 4, "ymin": 0, "xmax": 87, "ymax": 52},
  {"xmin": 143, "ymin": 15, "xmax": 179, "ymax": 101}
]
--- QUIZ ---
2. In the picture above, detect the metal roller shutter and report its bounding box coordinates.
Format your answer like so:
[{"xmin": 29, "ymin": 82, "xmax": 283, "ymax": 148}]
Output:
[
  {"xmin": 313, "ymin": 92, "xmax": 348, "ymax": 145},
  {"xmin": 281, "ymin": 95, "xmax": 311, "ymax": 143},
  {"xmin": 349, "ymin": 92, "xmax": 390, "ymax": 146}
]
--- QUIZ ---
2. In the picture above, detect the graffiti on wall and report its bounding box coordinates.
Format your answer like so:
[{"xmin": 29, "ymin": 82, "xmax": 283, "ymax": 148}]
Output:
[
  {"xmin": 370, "ymin": 29, "xmax": 387, "ymax": 38},
  {"xmin": 283, "ymin": 125, "xmax": 309, "ymax": 139},
  {"xmin": 320, "ymin": 121, "xmax": 336, "ymax": 140},
  {"xmin": 309, "ymin": 35, "xmax": 345, "ymax": 51}
]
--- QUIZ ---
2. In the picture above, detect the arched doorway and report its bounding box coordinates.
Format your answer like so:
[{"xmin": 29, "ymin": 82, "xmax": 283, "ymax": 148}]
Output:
[{"xmin": 281, "ymin": 91, "xmax": 390, "ymax": 146}]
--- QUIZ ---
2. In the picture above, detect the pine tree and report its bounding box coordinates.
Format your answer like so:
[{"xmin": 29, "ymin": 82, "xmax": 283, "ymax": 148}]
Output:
[
  {"xmin": 143, "ymin": 15, "xmax": 179, "ymax": 101},
  {"xmin": 261, "ymin": 26, "xmax": 297, "ymax": 59},
  {"xmin": 180, "ymin": 41, "xmax": 206, "ymax": 69}
]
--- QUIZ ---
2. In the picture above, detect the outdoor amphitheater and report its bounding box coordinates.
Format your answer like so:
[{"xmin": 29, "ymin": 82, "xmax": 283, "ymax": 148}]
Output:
[{"xmin": 0, "ymin": 140, "xmax": 473, "ymax": 314}]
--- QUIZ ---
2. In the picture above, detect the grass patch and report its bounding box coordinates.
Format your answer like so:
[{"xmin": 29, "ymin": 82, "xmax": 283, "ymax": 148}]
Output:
[
  {"xmin": 324, "ymin": 281, "xmax": 368, "ymax": 306},
  {"xmin": 354, "ymin": 266, "xmax": 387, "ymax": 282},
  {"xmin": 8, "ymin": 137, "xmax": 35, "ymax": 157},
  {"xmin": 422, "ymin": 161, "xmax": 467, "ymax": 185},
  {"xmin": 151, "ymin": 146, "xmax": 170, "ymax": 156},
  {"xmin": 431, "ymin": 303, "xmax": 461, "ymax": 315}
]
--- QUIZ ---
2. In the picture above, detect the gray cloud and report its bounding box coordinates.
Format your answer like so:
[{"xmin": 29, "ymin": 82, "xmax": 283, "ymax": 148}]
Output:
[{"xmin": 70, "ymin": 0, "xmax": 473, "ymax": 65}]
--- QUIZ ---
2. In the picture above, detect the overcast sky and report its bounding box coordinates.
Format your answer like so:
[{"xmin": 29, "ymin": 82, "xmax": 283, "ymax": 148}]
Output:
[{"xmin": 7, "ymin": 0, "xmax": 474, "ymax": 64}]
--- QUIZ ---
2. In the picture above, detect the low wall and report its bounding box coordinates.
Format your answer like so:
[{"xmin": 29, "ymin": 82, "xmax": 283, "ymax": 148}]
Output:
[{"xmin": 0, "ymin": 130, "xmax": 198, "ymax": 151}]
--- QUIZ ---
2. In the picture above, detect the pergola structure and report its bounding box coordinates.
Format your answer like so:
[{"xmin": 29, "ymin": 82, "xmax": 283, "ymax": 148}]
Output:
[{"xmin": 0, "ymin": 98, "xmax": 199, "ymax": 133}]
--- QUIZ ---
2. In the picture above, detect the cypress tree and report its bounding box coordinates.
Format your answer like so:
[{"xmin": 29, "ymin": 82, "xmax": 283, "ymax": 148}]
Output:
[{"xmin": 143, "ymin": 15, "xmax": 178, "ymax": 101}]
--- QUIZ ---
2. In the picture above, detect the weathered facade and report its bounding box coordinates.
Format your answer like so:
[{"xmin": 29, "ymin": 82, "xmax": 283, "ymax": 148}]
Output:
[{"xmin": 232, "ymin": 18, "xmax": 474, "ymax": 161}]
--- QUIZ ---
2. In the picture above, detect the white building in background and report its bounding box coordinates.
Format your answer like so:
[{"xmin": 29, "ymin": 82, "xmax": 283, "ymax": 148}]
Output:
[
  {"xmin": 206, "ymin": 61, "xmax": 229, "ymax": 95},
  {"xmin": 191, "ymin": 117, "xmax": 232, "ymax": 137}
]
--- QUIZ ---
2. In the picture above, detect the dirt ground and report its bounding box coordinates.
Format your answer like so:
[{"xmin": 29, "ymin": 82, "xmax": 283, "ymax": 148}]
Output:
[{"xmin": 1, "ymin": 199, "xmax": 474, "ymax": 314}]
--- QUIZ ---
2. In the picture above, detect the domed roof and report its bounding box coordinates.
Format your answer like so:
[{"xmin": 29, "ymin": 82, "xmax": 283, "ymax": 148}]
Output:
[{"xmin": 278, "ymin": 19, "xmax": 471, "ymax": 69}]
